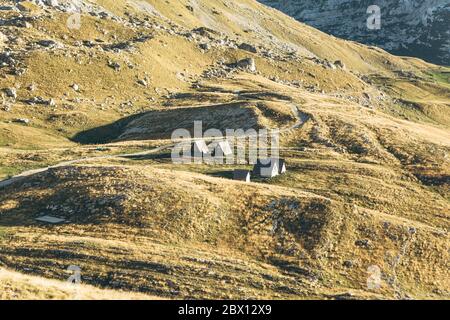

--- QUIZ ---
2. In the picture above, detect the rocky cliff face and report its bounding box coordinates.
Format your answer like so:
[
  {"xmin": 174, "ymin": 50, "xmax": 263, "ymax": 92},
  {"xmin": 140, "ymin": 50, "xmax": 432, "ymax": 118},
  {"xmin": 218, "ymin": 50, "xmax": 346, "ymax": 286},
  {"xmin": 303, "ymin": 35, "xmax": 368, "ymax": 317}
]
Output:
[{"xmin": 259, "ymin": 0, "xmax": 450, "ymax": 66}]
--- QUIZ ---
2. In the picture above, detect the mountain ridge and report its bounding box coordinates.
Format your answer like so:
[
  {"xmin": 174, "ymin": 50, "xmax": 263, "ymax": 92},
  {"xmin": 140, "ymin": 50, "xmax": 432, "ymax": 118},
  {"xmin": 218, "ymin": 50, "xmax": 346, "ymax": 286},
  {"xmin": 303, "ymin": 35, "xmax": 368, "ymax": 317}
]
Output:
[{"xmin": 259, "ymin": 0, "xmax": 450, "ymax": 66}]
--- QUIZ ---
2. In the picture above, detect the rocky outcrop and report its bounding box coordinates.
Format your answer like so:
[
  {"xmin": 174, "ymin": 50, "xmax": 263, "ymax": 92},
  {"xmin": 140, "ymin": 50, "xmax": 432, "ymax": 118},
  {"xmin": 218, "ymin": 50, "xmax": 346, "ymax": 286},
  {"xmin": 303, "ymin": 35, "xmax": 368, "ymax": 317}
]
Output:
[{"xmin": 259, "ymin": 0, "xmax": 450, "ymax": 66}]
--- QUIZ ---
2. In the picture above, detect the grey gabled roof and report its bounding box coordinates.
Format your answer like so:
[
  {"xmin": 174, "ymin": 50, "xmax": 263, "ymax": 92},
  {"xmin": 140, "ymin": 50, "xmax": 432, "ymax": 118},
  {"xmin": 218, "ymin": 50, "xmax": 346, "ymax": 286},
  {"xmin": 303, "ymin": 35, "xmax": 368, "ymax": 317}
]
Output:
[
  {"xmin": 252, "ymin": 158, "xmax": 287, "ymax": 176},
  {"xmin": 253, "ymin": 158, "xmax": 283, "ymax": 169}
]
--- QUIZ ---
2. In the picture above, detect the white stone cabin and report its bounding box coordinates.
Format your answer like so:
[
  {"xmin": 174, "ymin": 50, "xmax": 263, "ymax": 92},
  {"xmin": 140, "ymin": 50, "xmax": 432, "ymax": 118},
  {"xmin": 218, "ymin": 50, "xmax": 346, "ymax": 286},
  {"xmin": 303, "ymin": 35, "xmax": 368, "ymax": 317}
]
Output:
[{"xmin": 191, "ymin": 140, "xmax": 209, "ymax": 157}]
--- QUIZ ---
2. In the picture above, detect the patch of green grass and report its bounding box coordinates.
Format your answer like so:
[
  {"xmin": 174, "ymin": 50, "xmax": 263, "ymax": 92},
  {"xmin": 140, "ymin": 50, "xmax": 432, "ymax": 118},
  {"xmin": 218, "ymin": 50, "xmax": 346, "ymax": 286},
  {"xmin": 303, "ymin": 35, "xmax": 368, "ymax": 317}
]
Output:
[
  {"xmin": 0, "ymin": 162, "xmax": 51, "ymax": 180},
  {"xmin": 380, "ymin": 100, "xmax": 436, "ymax": 124}
]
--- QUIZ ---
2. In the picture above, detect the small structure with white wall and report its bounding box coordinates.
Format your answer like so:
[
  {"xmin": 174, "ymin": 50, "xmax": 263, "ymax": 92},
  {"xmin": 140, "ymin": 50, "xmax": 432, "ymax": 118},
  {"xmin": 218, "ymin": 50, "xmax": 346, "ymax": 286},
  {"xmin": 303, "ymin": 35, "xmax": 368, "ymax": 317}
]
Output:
[{"xmin": 278, "ymin": 159, "xmax": 287, "ymax": 174}]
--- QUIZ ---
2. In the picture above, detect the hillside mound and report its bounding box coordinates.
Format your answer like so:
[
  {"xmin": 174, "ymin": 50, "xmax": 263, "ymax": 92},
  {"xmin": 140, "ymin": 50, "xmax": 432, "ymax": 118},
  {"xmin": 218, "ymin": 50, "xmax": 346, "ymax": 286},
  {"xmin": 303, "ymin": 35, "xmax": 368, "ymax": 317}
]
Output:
[
  {"xmin": 0, "ymin": 0, "xmax": 448, "ymax": 149},
  {"xmin": 0, "ymin": 0, "xmax": 448, "ymax": 300}
]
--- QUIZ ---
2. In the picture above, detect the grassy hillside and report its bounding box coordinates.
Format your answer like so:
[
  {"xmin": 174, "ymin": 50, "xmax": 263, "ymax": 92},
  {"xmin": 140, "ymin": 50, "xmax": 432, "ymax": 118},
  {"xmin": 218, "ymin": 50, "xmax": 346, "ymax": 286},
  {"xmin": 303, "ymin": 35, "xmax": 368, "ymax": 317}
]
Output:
[{"xmin": 0, "ymin": 268, "xmax": 158, "ymax": 299}]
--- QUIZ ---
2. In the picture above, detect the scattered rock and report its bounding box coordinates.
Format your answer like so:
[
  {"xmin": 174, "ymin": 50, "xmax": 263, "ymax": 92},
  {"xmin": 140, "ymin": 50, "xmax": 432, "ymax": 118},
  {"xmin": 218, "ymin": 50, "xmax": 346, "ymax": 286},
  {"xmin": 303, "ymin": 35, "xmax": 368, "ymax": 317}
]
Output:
[
  {"xmin": 332, "ymin": 292, "xmax": 356, "ymax": 300},
  {"xmin": 324, "ymin": 60, "xmax": 336, "ymax": 69},
  {"xmin": 334, "ymin": 60, "xmax": 346, "ymax": 69},
  {"xmin": 27, "ymin": 83, "xmax": 36, "ymax": 91},
  {"xmin": 24, "ymin": 21, "xmax": 32, "ymax": 28},
  {"xmin": 13, "ymin": 118, "xmax": 30, "ymax": 124},
  {"xmin": 355, "ymin": 239, "xmax": 370, "ymax": 249},
  {"xmin": 137, "ymin": 79, "xmax": 148, "ymax": 87},
  {"xmin": 27, "ymin": 96, "xmax": 55, "ymax": 106},
  {"xmin": 343, "ymin": 260, "xmax": 354, "ymax": 268},
  {"xmin": 37, "ymin": 39, "xmax": 62, "ymax": 49},
  {"xmin": 199, "ymin": 43, "xmax": 211, "ymax": 51},
  {"xmin": 362, "ymin": 92, "xmax": 371, "ymax": 100},
  {"xmin": 35, "ymin": 215, "xmax": 66, "ymax": 224},
  {"xmin": 4, "ymin": 88, "xmax": 17, "ymax": 99},
  {"xmin": 0, "ymin": 4, "xmax": 14, "ymax": 10},
  {"xmin": 2, "ymin": 102, "xmax": 11, "ymax": 112},
  {"xmin": 192, "ymin": 27, "xmax": 220, "ymax": 38},
  {"xmin": 108, "ymin": 60, "xmax": 121, "ymax": 71},
  {"xmin": 12, "ymin": 67, "xmax": 27, "ymax": 75}
]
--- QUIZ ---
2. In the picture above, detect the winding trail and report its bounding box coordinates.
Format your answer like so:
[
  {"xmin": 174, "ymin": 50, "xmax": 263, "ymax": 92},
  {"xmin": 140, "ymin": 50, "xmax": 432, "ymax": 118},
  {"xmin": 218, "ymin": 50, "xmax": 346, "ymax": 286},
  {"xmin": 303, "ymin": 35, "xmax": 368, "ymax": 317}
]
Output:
[{"xmin": 0, "ymin": 103, "xmax": 309, "ymax": 189}]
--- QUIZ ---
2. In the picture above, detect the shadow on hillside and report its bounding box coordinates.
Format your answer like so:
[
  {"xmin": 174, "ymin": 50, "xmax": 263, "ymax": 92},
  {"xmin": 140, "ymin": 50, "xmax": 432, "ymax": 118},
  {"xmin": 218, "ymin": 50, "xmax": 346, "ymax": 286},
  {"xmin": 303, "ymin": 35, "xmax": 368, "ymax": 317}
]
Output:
[
  {"xmin": 237, "ymin": 91, "xmax": 293, "ymax": 101},
  {"xmin": 415, "ymin": 174, "xmax": 450, "ymax": 186},
  {"xmin": 208, "ymin": 170, "xmax": 234, "ymax": 179},
  {"xmin": 71, "ymin": 112, "xmax": 147, "ymax": 145},
  {"xmin": 124, "ymin": 152, "xmax": 172, "ymax": 161}
]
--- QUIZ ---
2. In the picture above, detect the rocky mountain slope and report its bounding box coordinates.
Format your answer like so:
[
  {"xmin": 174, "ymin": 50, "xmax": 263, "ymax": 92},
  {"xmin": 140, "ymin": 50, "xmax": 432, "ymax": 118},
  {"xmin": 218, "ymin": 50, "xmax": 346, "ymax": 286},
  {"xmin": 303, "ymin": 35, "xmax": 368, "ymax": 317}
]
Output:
[
  {"xmin": 259, "ymin": 0, "xmax": 450, "ymax": 66},
  {"xmin": 0, "ymin": 0, "xmax": 449, "ymax": 299}
]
